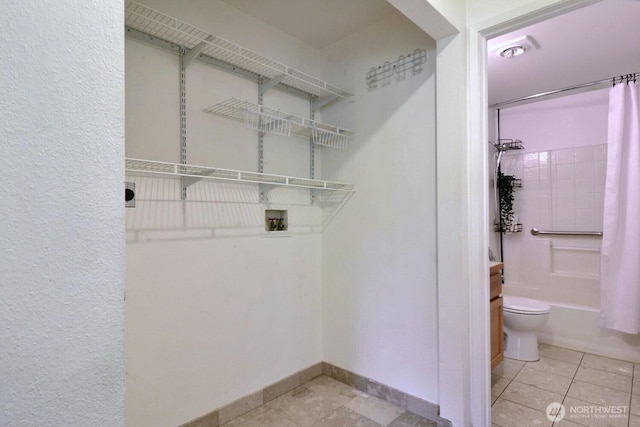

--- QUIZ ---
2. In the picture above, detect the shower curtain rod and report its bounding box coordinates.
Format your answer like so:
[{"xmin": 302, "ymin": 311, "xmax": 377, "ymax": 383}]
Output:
[{"xmin": 489, "ymin": 71, "xmax": 640, "ymax": 110}]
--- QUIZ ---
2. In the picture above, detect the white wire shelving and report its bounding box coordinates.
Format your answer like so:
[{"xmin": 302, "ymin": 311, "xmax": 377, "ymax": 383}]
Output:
[
  {"xmin": 125, "ymin": 1, "xmax": 352, "ymax": 100},
  {"xmin": 203, "ymin": 98, "xmax": 353, "ymax": 148},
  {"xmin": 125, "ymin": 158, "xmax": 355, "ymax": 193}
]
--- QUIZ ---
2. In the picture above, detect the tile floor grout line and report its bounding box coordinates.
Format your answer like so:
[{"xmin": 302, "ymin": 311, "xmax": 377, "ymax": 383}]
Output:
[
  {"xmin": 626, "ymin": 363, "xmax": 634, "ymax": 427},
  {"xmin": 552, "ymin": 352, "xmax": 586, "ymax": 427},
  {"xmin": 493, "ymin": 346, "xmax": 638, "ymax": 427},
  {"xmin": 490, "ymin": 364, "xmax": 519, "ymax": 408}
]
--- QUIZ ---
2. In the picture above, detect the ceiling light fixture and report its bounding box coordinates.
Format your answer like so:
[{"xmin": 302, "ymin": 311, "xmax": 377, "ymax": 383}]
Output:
[
  {"xmin": 499, "ymin": 46, "xmax": 526, "ymax": 59},
  {"xmin": 490, "ymin": 35, "xmax": 540, "ymax": 59}
]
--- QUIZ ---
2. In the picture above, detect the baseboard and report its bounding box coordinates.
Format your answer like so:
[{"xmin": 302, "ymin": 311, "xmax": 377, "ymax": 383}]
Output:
[
  {"xmin": 179, "ymin": 362, "xmax": 451, "ymax": 427},
  {"xmin": 322, "ymin": 362, "xmax": 451, "ymax": 427}
]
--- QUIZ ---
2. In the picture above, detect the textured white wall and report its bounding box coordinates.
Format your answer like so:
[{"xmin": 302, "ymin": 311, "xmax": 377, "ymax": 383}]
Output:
[
  {"xmin": 0, "ymin": 1, "xmax": 125, "ymax": 426},
  {"xmin": 320, "ymin": 12, "xmax": 439, "ymax": 403}
]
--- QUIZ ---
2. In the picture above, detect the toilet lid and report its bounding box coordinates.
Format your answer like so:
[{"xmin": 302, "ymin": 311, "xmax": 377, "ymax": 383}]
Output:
[{"xmin": 503, "ymin": 295, "xmax": 550, "ymax": 314}]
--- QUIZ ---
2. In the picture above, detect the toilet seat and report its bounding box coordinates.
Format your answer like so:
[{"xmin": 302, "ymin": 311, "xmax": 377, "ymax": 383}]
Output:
[{"xmin": 503, "ymin": 295, "xmax": 550, "ymax": 315}]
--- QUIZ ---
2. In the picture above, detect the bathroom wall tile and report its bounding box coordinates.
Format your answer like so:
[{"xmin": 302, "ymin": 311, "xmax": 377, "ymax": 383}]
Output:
[
  {"xmin": 575, "ymin": 193, "xmax": 595, "ymax": 211},
  {"xmin": 513, "ymin": 366, "xmax": 572, "ymax": 395},
  {"xmin": 500, "ymin": 380, "xmax": 565, "ymax": 412},
  {"xmin": 539, "ymin": 151, "xmax": 550, "ymax": 167},
  {"xmin": 593, "ymin": 144, "xmax": 606, "ymax": 162},
  {"xmin": 504, "ymin": 153, "xmax": 523, "ymax": 172},
  {"xmin": 581, "ymin": 354, "xmax": 634, "ymax": 376},
  {"xmin": 491, "ymin": 398, "xmax": 552, "ymax": 427},
  {"xmin": 557, "ymin": 148, "xmax": 576, "ymax": 164},
  {"xmin": 574, "ymin": 366, "xmax": 632, "ymax": 393},
  {"xmin": 594, "ymin": 160, "xmax": 605, "ymax": 179},
  {"xmin": 526, "ymin": 356, "xmax": 580, "ymax": 379},
  {"xmin": 553, "ymin": 178, "xmax": 575, "ymax": 194},
  {"xmin": 574, "ymin": 209, "xmax": 594, "ymax": 229},
  {"xmin": 575, "ymin": 145, "xmax": 595, "ymax": 163},
  {"xmin": 523, "ymin": 152, "xmax": 539, "ymax": 168},
  {"xmin": 555, "ymin": 196, "xmax": 576, "ymax": 218},
  {"xmin": 567, "ymin": 380, "xmax": 631, "ymax": 407},
  {"xmin": 556, "ymin": 163, "xmax": 576, "ymax": 181},
  {"xmin": 539, "ymin": 165, "xmax": 551, "ymax": 181},
  {"xmin": 575, "ymin": 162, "xmax": 595, "ymax": 179},
  {"xmin": 522, "ymin": 166, "xmax": 540, "ymax": 181},
  {"xmin": 576, "ymin": 175, "xmax": 598, "ymax": 191}
]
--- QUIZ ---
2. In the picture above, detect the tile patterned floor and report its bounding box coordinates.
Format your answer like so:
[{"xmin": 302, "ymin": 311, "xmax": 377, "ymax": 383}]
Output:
[
  {"xmin": 492, "ymin": 344, "xmax": 640, "ymax": 427},
  {"xmin": 221, "ymin": 375, "xmax": 436, "ymax": 427}
]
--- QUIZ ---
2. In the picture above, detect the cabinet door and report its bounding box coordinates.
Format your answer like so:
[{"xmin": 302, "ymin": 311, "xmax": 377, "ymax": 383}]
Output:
[
  {"xmin": 490, "ymin": 296, "xmax": 504, "ymax": 370},
  {"xmin": 490, "ymin": 272, "xmax": 502, "ymax": 300}
]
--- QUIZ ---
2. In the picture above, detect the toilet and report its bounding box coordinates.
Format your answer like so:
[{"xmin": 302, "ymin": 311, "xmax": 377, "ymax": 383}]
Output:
[{"xmin": 503, "ymin": 296, "xmax": 550, "ymax": 361}]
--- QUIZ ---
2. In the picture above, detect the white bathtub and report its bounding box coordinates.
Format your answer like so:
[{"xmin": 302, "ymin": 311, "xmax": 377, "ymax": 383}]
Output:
[{"xmin": 503, "ymin": 285, "xmax": 640, "ymax": 363}]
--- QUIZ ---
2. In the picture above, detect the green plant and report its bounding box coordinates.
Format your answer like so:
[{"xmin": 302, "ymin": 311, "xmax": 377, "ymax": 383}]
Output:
[{"xmin": 497, "ymin": 171, "xmax": 516, "ymax": 229}]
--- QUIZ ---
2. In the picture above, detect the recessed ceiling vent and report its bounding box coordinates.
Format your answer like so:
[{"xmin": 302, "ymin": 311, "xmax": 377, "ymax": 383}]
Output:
[{"xmin": 492, "ymin": 35, "xmax": 540, "ymax": 59}]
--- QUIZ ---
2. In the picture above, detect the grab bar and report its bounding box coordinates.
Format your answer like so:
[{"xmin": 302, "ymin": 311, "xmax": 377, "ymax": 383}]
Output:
[{"xmin": 530, "ymin": 227, "xmax": 602, "ymax": 237}]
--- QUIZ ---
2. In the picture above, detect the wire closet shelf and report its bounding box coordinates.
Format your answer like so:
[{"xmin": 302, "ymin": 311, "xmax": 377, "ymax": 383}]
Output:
[
  {"xmin": 125, "ymin": 1, "xmax": 352, "ymax": 100},
  {"xmin": 203, "ymin": 98, "xmax": 353, "ymax": 148},
  {"xmin": 125, "ymin": 158, "xmax": 355, "ymax": 193}
]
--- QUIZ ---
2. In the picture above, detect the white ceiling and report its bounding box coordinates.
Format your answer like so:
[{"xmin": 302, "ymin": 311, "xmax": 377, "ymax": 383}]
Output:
[
  {"xmin": 220, "ymin": 0, "xmax": 640, "ymax": 107},
  {"xmin": 220, "ymin": 0, "xmax": 399, "ymax": 49},
  {"xmin": 488, "ymin": 0, "xmax": 640, "ymax": 107}
]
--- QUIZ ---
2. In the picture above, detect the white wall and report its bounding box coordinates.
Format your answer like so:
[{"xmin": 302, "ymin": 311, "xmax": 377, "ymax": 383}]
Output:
[
  {"xmin": 0, "ymin": 1, "xmax": 125, "ymax": 426},
  {"xmin": 127, "ymin": 2, "xmax": 441, "ymax": 425},
  {"xmin": 320, "ymin": 13, "xmax": 439, "ymax": 403},
  {"xmin": 493, "ymin": 89, "xmax": 608, "ymax": 307},
  {"xmin": 125, "ymin": 2, "xmax": 326, "ymax": 426}
]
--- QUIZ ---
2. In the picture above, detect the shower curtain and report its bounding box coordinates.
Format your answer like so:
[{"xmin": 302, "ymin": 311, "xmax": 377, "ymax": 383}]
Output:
[{"xmin": 599, "ymin": 79, "xmax": 640, "ymax": 334}]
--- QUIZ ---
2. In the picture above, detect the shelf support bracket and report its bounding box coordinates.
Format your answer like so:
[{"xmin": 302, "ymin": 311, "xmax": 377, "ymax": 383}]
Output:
[
  {"xmin": 183, "ymin": 35, "xmax": 214, "ymax": 68},
  {"xmin": 183, "ymin": 176, "xmax": 202, "ymax": 188},
  {"xmin": 180, "ymin": 48, "xmax": 188, "ymax": 199},
  {"xmin": 309, "ymin": 97, "xmax": 316, "ymax": 205},
  {"xmin": 259, "ymin": 183, "xmax": 278, "ymax": 203},
  {"xmin": 259, "ymin": 74, "xmax": 286, "ymax": 96},
  {"xmin": 183, "ymin": 169, "xmax": 221, "ymax": 189},
  {"xmin": 311, "ymin": 95, "xmax": 338, "ymax": 112}
]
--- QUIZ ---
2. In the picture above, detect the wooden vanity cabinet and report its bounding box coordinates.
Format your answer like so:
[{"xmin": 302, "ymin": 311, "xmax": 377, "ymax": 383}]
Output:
[{"xmin": 490, "ymin": 263, "xmax": 504, "ymax": 370}]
